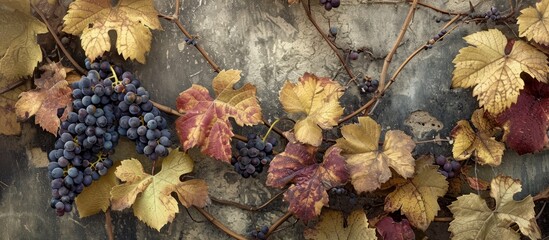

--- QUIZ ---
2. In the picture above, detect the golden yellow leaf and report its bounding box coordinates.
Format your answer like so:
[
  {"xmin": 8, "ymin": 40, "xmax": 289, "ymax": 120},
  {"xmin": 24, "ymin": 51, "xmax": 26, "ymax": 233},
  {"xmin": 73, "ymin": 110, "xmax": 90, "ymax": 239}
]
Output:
[
  {"xmin": 448, "ymin": 176, "xmax": 541, "ymax": 240},
  {"xmin": 63, "ymin": 0, "xmax": 161, "ymax": 63},
  {"xmin": 384, "ymin": 156, "xmax": 448, "ymax": 231},
  {"xmin": 335, "ymin": 117, "xmax": 416, "ymax": 193},
  {"xmin": 110, "ymin": 150, "xmax": 210, "ymax": 231},
  {"xmin": 451, "ymin": 109, "xmax": 505, "ymax": 166},
  {"xmin": 75, "ymin": 161, "xmax": 120, "ymax": 218},
  {"xmin": 0, "ymin": 1, "xmax": 47, "ymax": 81},
  {"xmin": 303, "ymin": 209, "xmax": 376, "ymax": 240},
  {"xmin": 518, "ymin": 0, "xmax": 549, "ymax": 45},
  {"xmin": 279, "ymin": 73, "xmax": 344, "ymax": 146},
  {"xmin": 451, "ymin": 29, "xmax": 549, "ymax": 114}
]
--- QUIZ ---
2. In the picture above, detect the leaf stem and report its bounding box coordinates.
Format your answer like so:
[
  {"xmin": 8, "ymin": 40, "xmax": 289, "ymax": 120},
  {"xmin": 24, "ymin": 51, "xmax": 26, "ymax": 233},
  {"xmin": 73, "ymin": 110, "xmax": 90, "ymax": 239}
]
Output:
[
  {"xmin": 210, "ymin": 191, "xmax": 285, "ymax": 211},
  {"xmin": 105, "ymin": 208, "xmax": 114, "ymax": 240},
  {"xmin": 408, "ymin": 0, "xmax": 465, "ymax": 15},
  {"xmin": 433, "ymin": 216, "xmax": 453, "ymax": 222},
  {"xmin": 0, "ymin": 78, "xmax": 27, "ymax": 95},
  {"xmin": 265, "ymin": 211, "xmax": 293, "ymax": 238},
  {"xmin": 150, "ymin": 100, "xmax": 183, "ymax": 116},
  {"xmin": 262, "ymin": 118, "xmax": 281, "ymax": 142},
  {"xmin": 193, "ymin": 207, "xmax": 247, "ymax": 240},
  {"xmin": 31, "ymin": 3, "xmax": 87, "ymax": 75}
]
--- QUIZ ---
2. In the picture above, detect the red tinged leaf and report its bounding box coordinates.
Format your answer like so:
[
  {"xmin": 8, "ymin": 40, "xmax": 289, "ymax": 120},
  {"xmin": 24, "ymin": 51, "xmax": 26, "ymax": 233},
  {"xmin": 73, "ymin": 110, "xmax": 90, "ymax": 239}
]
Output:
[
  {"xmin": 267, "ymin": 139, "xmax": 348, "ymax": 222},
  {"xmin": 466, "ymin": 176, "xmax": 490, "ymax": 191},
  {"xmin": 375, "ymin": 216, "xmax": 415, "ymax": 240},
  {"xmin": 496, "ymin": 75, "xmax": 549, "ymax": 154},
  {"xmin": 175, "ymin": 70, "xmax": 262, "ymax": 162}
]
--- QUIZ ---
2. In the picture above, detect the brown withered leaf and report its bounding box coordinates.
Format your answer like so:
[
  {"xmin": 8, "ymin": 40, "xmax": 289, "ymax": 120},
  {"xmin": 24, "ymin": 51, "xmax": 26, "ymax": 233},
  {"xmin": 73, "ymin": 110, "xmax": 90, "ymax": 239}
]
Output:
[
  {"xmin": 335, "ymin": 117, "xmax": 416, "ymax": 193},
  {"xmin": 304, "ymin": 209, "xmax": 376, "ymax": 240},
  {"xmin": 466, "ymin": 176, "xmax": 490, "ymax": 191},
  {"xmin": 375, "ymin": 216, "xmax": 415, "ymax": 240},
  {"xmin": 267, "ymin": 140, "xmax": 348, "ymax": 222}
]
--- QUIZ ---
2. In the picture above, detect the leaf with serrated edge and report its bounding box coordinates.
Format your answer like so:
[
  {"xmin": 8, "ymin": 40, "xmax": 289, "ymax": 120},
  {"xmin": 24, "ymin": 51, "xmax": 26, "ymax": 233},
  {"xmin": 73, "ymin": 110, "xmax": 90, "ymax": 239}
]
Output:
[
  {"xmin": 303, "ymin": 209, "xmax": 376, "ymax": 240},
  {"xmin": 15, "ymin": 62, "xmax": 73, "ymax": 135},
  {"xmin": 384, "ymin": 156, "xmax": 448, "ymax": 231},
  {"xmin": 518, "ymin": 0, "xmax": 549, "ymax": 45},
  {"xmin": 448, "ymin": 176, "xmax": 541, "ymax": 240},
  {"xmin": 75, "ymin": 161, "xmax": 120, "ymax": 218},
  {"xmin": 451, "ymin": 29, "xmax": 549, "ymax": 114},
  {"xmin": 110, "ymin": 150, "xmax": 209, "ymax": 231},
  {"xmin": 267, "ymin": 142, "xmax": 348, "ymax": 222},
  {"xmin": 279, "ymin": 73, "xmax": 344, "ymax": 146},
  {"xmin": 451, "ymin": 109, "xmax": 505, "ymax": 166},
  {"xmin": 335, "ymin": 117, "xmax": 415, "ymax": 193},
  {"xmin": 62, "ymin": 0, "xmax": 161, "ymax": 63},
  {"xmin": 0, "ymin": 1, "xmax": 47, "ymax": 80},
  {"xmin": 175, "ymin": 70, "xmax": 262, "ymax": 162}
]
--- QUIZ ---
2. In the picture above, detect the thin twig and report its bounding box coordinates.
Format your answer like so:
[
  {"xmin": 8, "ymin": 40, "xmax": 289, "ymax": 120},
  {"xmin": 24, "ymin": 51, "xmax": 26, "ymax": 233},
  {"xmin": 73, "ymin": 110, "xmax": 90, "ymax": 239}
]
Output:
[
  {"xmin": 151, "ymin": 100, "xmax": 182, "ymax": 116},
  {"xmin": 415, "ymin": 138, "xmax": 451, "ymax": 144},
  {"xmin": 262, "ymin": 118, "xmax": 287, "ymax": 140},
  {"xmin": 194, "ymin": 207, "xmax": 247, "ymax": 240},
  {"xmin": 433, "ymin": 216, "xmax": 453, "ymax": 222},
  {"xmin": 266, "ymin": 211, "xmax": 294, "ymax": 238},
  {"xmin": 301, "ymin": 0, "xmax": 356, "ymax": 82},
  {"xmin": 105, "ymin": 208, "xmax": 114, "ymax": 240},
  {"xmin": 408, "ymin": 0, "xmax": 465, "ymax": 15},
  {"xmin": 210, "ymin": 191, "xmax": 285, "ymax": 211},
  {"xmin": 534, "ymin": 186, "xmax": 549, "ymax": 201},
  {"xmin": 536, "ymin": 202, "xmax": 546, "ymax": 219},
  {"xmin": 0, "ymin": 78, "xmax": 27, "ymax": 95},
  {"xmin": 31, "ymin": 4, "xmax": 87, "ymax": 75}
]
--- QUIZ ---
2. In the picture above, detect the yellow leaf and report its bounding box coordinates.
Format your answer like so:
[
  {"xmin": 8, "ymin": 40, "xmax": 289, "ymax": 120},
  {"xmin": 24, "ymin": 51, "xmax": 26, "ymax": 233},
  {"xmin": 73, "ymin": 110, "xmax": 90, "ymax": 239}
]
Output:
[
  {"xmin": 303, "ymin": 209, "xmax": 377, "ymax": 240},
  {"xmin": 448, "ymin": 176, "xmax": 541, "ymax": 240},
  {"xmin": 518, "ymin": 0, "xmax": 549, "ymax": 45},
  {"xmin": 75, "ymin": 161, "xmax": 120, "ymax": 218},
  {"xmin": 336, "ymin": 117, "xmax": 416, "ymax": 193},
  {"xmin": 451, "ymin": 29, "xmax": 549, "ymax": 114},
  {"xmin": 62, "ymin": 0, "xmax": 162, "ymax": 63},
  {"xmin": 384, "ymin": 157, "xmax": 448, "ymax": 231},
  {"xmin": 110, "ymin": 150, "xmax": 210, "ymax": 231},
  {"xmin": 279, "ymin": 73, "xmax": 344, "ymax": 146},
  {"xmin": 0, "ymin": 0, "xmax": 47, "ymax": 80},
  {"xmin": 451, "ymin": 109, "xmax": 505, "ymax": 166}
]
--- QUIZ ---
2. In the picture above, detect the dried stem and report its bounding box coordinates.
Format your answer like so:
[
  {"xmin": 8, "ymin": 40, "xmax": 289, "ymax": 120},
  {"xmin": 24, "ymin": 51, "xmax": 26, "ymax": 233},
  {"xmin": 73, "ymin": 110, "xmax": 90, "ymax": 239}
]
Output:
[
  {"xmin": 210, "ymin": 191, "xmax": 285, "ymax": 211},
  {"xmin": 266, "ymin": 211, "xmax": 294, "ymax": 238},
  {"xmin": 262, "ymin": 118, "xmax": 287, "ymax": 140},
  {"xmin": 31, "ymin": 4, "xmax": 87, "ymax": 75},
  {"xmin": 150, "ymin": 100, "xmax": 182, "ymax": 116},
  {"xmin": 301, "ymin": 0, "xmax": 356, "ymax": 82},
  {"xmin": 0, "ymin": 78, "xmax": 27, "ymax": 95},
  {"xmin": 194, "ymin": 207, "xmax": 247, "ymax": 240},
  {"xmin": 105, "ymin": 208, "xmax": 114, "ymax": 240},
  {"xmin": 408, "ymin": 0, "xmax": 465, "ymax": 15},
  {"xmin": 415, "ymin": 138, "xmax": 451, "ymax": 144},
  {"xmin": 534, "ymin": 186, "xmax": 549, "ymax": 201},
  {"xmin": 433, "ymin": 216, "xmax": 453, "ymax": 222}
]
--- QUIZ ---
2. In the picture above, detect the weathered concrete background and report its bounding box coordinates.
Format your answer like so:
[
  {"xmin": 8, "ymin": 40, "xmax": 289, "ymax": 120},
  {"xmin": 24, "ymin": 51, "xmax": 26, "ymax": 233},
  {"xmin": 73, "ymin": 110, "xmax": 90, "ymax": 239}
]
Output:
[{"xmin": 0, "ymin": 0, "xmax": 547, "ymax": 239}]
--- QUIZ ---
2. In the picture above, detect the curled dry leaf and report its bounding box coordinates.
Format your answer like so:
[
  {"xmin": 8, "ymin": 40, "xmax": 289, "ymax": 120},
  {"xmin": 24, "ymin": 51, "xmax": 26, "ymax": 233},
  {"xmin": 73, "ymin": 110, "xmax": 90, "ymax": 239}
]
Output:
[
  {"xmin": 518, "ymin": 0, "xmax": 549, "ymax": 45},
  {"xmin": 335, "ymin": 117, "xmax": 416, "ymax": 193},
  {"xmin": 110, "ymin": 150, "xmax": 209, "ymax": 231},
  {"xmin": 266, "ymin": 139, "xmax": 348, "ymax": 222},
  {"xmin": 375, "ymin": 216, "xmax": 415, "ymax": 240},
  {"xmin": 451, "ymin": 29, "xmax": 549, "ymax": 114},
  {"xmin": 175, "ymin": 70, "xmax": 262, "ymax": 162},
  {"xmin": 448, "ymin": 176, "xmax": 541, "ymax": 240},
  {"xmin": 451, "ymin": 109, "xmax": 505, "ymax": 166},
  {"xmin": 279, "ymin": 73, "xmax": 344, "ymax": 146},
  {"xmin": 303, "ymin": 209, "xmax": 376, "ymax": 240},
  {"xmin": 75, "ymin": 161, "xmax": 120, "ymax": 218},
  {"xmin": 15, "ymin": 62, "xmax": 73, "ymax": 135},
  {"xmin": 384, "ymin": 156, "xmax": 448, "ymax": 231},
  {"xmin": 466, "ymin": 176, "xmax": 489, "ymax": 191},
  {"xmin": 62, "ymin": 0, "xmax": 162, "ymax": 63}
]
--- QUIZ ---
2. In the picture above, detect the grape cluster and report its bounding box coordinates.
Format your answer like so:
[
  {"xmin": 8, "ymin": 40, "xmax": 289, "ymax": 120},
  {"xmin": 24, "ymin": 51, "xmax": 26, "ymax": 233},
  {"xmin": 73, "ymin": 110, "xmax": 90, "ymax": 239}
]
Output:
[
  {"xmin": 320, "ymin": 0, "xmax": 340, "ymax": 11},
  {"xmin": 250, "ymin": 226, "xmax": 269, "ymax": 240},
  {"xmin": 435, "ymin": 155, "xmax": 461, "ymax": 178},
  {"xmin": 48, "ymin": 59, "xmax": 172, "ymax": 216},
  {"xmin": 231, "ymin": 133, "xmax": 278, "ymax": 178},
  {"xmin": 358, "ymin": 79, "xmax": 379, "ymax": 94},
  {"xmin": 425, "ymin": 30, "xmax": 447, "ymax": 50},
  {"xmin": 469, "ymin": 6, "xmax": 501, "ymax": 20},
  {"xmin": 329, "ymin": 186, "xmax": 358, "ymax": 205}
]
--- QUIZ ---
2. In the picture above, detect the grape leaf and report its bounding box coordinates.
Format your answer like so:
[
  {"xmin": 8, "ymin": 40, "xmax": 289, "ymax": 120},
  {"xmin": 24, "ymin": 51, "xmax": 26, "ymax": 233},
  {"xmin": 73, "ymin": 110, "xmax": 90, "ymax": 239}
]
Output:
[
  {"xmin": 335, "ymin": 117, "xmax": 416, "ymax": 193},
  {"xmin": 518, "ymin": 0, "xmax": 549, "ymax": 45},
  {"xmin": 266, "ymin": 138, "xmax": 348, "ymax": 222},
  {"xmin": 303, "ymin": 209, "xmax": 376, "ymax": 240},
  {"xmin": 62, "ymin": 0, "xmax": 161, "ymax": 63},
  {"xmin": 75, "ymin": 161, "xmax": 120, "ymax": 218},
  {"xmin": 451, "ymin": 109, "xmax": 505, "ymax": 166},
  {"xmin": 15, "ymin": 62, "xmax": 73, "ymax": 135},
  {"xmin": 279, "ymin": 73, "xmax": 344, "ymax": 146},
  {"xmin": 110, "ymin": 150, "xmax": 210, "ymax": 231},
  {"xmin": 448, "ymin": 176, "xmax": 541, "ymax": 240},
  {"xmin": 0, "ymin": 0, "xmax": 47, "ymax": 81},
  {"xmin": 451, "ymin": 29, "xmax": 549, "ymax": 114},
  {"xmin": 496, "ymin": 75, "xmax": 549, "ymax": 155},
  {"xmin": 175, "ymin": 70, "xmax": 262, "ymax": 163},
  {"xmin": 375, "ymin": 216, "xmax": 415, "ymax": 240},
  {"xmin": 384, "ymin": 156, "xmax": 448, "ymax": 231},
  {"xmin": 466, "ymin": 176, "xmax": 490, "ymax": 191}
]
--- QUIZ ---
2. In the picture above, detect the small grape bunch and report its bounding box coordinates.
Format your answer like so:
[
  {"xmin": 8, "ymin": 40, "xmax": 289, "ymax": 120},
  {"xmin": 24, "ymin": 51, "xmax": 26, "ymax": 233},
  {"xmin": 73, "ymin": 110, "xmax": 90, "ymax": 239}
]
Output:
[
  {"xmin": 319, "ymin": 0, "xmax": 340, "ymax": 11},
  {"xmin": 484, "ymin": 6, "xmax": 501, "ymax": 21},
  {"xmin": 250, "ymin": 226, "xmax": 269, "ymax": 240},
  {"xmin": 424, "ymin": 29, "xmax": 447, "ymax": 50},
  {"xmin": 231, "ymin": 133, "xmax": 278, "ymax": 178},
  {"xmin": 329, "ymin": 186, "xmax": 358, "ymax": 205},
  {"xmin": 435, "ymin": 155, "xmax": 461, "ymax": 178},
  {"xmin": 358, "ymin": 79, "xmax": 379, "ymax": 94}
]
